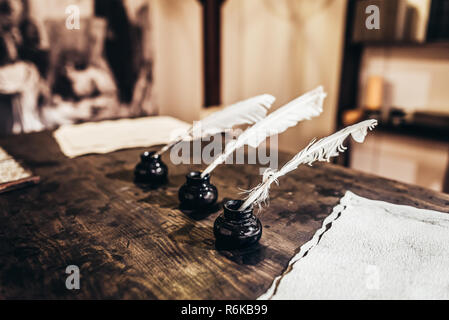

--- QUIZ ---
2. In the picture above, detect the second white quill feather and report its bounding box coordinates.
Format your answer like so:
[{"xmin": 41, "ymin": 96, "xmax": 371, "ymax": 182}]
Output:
[{"xmin": 201, "ymin": 86, "xmax": 327, "ymax": 177}]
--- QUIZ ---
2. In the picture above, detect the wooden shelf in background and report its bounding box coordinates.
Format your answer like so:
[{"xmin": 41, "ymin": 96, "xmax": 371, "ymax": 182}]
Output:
[
  {"xmin": 376, "ymin": 122, "xmax": 449, "ymax": 143},
  {"xmin": 351, "ymin": 40, "xmax": 449, "ymax": 48}
]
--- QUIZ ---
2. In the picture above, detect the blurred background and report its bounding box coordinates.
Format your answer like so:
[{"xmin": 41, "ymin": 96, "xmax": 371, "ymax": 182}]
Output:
[{"xmin": 0, "ymin": 0, "xmax": 448, "ymax": 192}]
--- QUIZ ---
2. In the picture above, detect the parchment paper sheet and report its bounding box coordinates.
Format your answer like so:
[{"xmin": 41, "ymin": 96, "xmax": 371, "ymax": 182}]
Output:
[{"xmin": 53, "ymin": 116, "xmax": 190, "ymax": 158}]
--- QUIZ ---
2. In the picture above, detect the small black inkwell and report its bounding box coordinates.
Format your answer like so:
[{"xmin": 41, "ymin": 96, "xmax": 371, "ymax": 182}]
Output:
[
  {"xmin": 134, "ymin": 151, "xmax": 168, "ymax": 187},
  {"xmin": 214, "ymin": 199, "xmax": 262, "ymax": 249},
  {"xmin": 178, "ymin": 171, "xmax": 218, "ymax": 213}
]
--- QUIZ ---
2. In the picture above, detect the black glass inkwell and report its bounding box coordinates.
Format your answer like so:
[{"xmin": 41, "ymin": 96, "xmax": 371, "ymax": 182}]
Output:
[
  {"xmin": 178, "ymin": 171, "xmax": 218, "ymax": 212},
  {"xmin": 214, "ymin": 199, "xmax": 262, "ymax": 249},
  {"xmin": 134, "ymin": 151, "xmax": 168, "ymax": 186}
]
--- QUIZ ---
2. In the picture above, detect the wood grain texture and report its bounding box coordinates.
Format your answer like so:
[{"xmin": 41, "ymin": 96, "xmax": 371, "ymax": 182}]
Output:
[{"xmin": 0, "ymin": 131, "xmax": 448, "ymax": 299}]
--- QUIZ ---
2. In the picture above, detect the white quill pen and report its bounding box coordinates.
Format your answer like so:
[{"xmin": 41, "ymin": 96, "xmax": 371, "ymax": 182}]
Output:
[
  {"xmin": 239, "ymin": 119, "xmax": 378, "ymax": 210},
  {"xmin": 201, "ymin": 86, "xmax": 327, "ymax": 177},
  {"xmin": 156, "ymin": 94, "xmax": 275, "ymax": 155}
]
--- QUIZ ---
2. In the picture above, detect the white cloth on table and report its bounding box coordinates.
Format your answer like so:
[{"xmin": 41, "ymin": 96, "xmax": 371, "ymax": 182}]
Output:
[{"xmin": 259, "ymin": 191, "xmax": 449, "ymax": 300}]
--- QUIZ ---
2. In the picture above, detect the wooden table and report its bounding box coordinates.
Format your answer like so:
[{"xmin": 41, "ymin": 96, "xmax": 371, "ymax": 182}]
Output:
[{"xmin": 1, "ymin": 131, "xmax": 448, "ymax": 299}]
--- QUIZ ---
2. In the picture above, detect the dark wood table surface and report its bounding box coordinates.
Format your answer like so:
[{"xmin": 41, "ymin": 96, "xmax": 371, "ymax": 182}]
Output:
[{"xmin": 1, "ymin": 131, "xmax": 448, "ymax": 299}]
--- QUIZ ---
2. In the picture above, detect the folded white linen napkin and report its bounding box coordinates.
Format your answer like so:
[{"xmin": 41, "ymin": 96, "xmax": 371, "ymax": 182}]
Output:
[
  {"xmin": 53, "ymin": 116, "xmax": 190, "ymax": 158},
  {"xmin": 259, "ymin": 191, "xmax": 449, "ymax": 300}
]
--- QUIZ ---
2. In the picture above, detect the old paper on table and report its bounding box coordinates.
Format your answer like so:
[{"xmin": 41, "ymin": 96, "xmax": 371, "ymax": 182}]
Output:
[
  {"xmin": 53, "ymin": 116, "xmax": 190, "ymax": 158},
  {"xmin": 0, "ymin": 146, "xmax": 39, "ymax": 193},
  {"xmin": 0, "ymin": 146, "xmax": 30, "ymax": 184}
]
